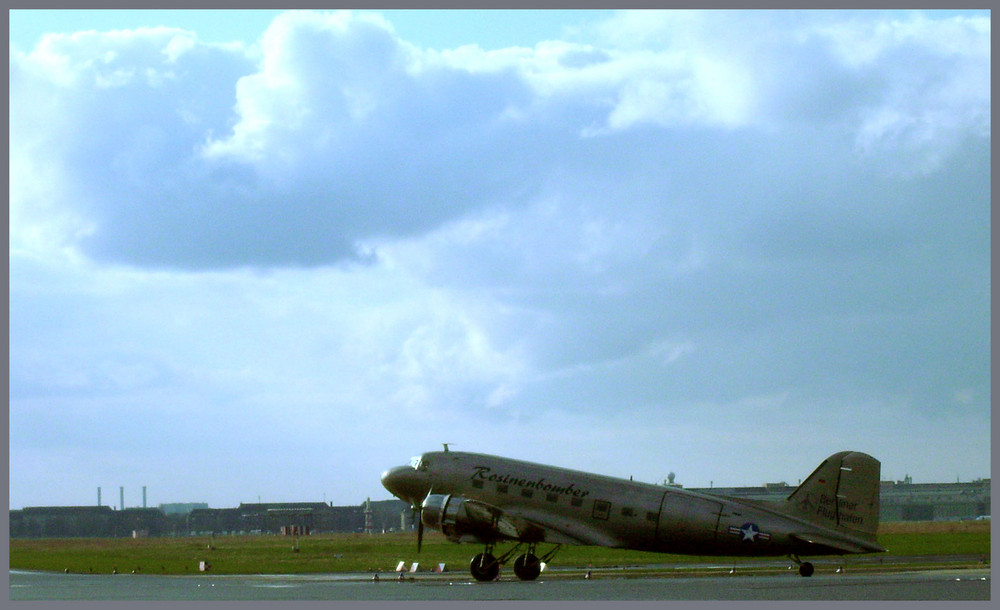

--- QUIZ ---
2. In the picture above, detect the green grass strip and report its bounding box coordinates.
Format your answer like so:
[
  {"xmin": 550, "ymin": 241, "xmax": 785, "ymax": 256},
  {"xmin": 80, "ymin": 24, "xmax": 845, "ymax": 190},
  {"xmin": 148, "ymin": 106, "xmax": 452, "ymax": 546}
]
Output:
[{"xmin": 10, "ymin": 527, "xmax": 990, "ymax": 576}]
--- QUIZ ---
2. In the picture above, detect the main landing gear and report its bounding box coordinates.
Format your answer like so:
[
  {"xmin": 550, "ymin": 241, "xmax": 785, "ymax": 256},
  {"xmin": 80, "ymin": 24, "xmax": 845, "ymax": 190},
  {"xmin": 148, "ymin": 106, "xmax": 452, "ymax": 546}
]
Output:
[
  {"xmin": 469, "ymin": 543, "xmax": 561, "ymax": 581},
  {"xmin": 789, "ymin": 554, "xmax": 815, "ymax": 577},
  {"xmin": 470, "ymin": 551, "xmax": 500, "ymax": 582}
]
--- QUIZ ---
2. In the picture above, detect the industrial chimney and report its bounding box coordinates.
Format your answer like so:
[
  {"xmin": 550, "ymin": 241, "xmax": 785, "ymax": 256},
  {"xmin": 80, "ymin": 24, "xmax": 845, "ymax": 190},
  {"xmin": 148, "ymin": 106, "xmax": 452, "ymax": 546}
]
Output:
[{"xmin": 120, "ymin": 486, "xmax": 124, "ymax": 511}]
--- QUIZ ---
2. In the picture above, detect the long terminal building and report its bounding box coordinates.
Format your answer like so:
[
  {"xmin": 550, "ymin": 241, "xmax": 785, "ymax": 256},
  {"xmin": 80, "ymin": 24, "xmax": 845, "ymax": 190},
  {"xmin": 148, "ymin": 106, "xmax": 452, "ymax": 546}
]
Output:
[{"xmin": 9, "ymin": 478, "xmax": 990, "ymax": 539}]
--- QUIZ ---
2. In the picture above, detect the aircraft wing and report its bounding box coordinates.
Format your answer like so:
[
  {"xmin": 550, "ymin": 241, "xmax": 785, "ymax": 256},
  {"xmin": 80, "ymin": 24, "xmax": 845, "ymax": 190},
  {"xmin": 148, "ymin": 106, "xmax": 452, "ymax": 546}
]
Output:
[
  {"xmin": 457, "ymin": 498, "xmax": 624, "ymax": 547},
  {"xmin": 501, "ymin": 505, "xmax": 626, "ymax": 547}
]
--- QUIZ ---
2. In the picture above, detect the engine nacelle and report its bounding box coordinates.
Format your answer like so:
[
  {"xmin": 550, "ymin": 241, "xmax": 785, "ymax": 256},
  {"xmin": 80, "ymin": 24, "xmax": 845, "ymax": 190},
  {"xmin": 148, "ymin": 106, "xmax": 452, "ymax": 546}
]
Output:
[{"xmin": 421, "ymin": 494, "xmax": 502, "ymax": 542}]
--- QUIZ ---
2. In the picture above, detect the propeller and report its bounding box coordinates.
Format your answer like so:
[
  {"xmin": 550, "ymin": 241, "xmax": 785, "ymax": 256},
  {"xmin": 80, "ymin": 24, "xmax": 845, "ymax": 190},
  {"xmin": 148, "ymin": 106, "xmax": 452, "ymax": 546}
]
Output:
[
  {"xmin": 418, "ymin": 511, "xmax": 425, "ymax": 553},
  {"xmin": 409, "ymin": 503, "xmax": 424, "ymax": 553},
  {"xmin": 412, "ymin": 489, "xmax": 431, "ymax": 553}
]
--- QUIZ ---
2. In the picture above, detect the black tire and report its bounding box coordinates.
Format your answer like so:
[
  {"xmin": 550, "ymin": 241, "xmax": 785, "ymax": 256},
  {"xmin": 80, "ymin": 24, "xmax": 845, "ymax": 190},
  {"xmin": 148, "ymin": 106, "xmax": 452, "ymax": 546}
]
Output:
[
  {"xmin": 799, "ymin": 562, "xmax": 814, "ymax": 577},
  {"xmin": 513, "ymin": 553, "xmax": 541, "ymax": 581},
  {"xmin": 470, "ymin": 553, "xmax": 500, "ymax": 582}
]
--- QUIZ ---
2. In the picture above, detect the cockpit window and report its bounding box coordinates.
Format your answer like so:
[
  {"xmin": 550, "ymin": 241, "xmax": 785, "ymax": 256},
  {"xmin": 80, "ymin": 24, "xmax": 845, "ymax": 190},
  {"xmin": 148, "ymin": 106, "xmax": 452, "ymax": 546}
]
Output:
[{"xmin": 410, "ymin": 456, "xmax": 421, "ymax": 470}]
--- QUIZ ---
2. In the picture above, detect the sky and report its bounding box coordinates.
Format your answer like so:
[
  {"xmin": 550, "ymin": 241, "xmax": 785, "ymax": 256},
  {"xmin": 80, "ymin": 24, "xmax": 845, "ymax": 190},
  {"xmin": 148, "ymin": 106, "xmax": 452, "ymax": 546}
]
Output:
[{"xmin": 9, "ymin": 9, "xmax": 991, "ymax": 510}]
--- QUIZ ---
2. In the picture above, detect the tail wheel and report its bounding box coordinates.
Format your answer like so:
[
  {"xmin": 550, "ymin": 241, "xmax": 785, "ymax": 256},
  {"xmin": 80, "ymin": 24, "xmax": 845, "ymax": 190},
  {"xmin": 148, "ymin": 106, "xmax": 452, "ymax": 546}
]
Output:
[
  {"xmin": 470, "ymin": 553, "xmax": 500, "ymax": 581},
  {"xmin": 799, "ymin": 562, "xmax": 815, "ymax": 577},
  {"xmin": 513, "ymin": 553, "xmax": 541, "ymax": 581}
]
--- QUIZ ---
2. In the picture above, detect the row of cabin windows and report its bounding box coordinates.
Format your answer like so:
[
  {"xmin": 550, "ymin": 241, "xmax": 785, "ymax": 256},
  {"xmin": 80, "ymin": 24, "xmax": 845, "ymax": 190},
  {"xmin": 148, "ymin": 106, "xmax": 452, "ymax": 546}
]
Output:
[{"xmin": 471, "ymin": 478, "xmax": 658, "ymax": 523}]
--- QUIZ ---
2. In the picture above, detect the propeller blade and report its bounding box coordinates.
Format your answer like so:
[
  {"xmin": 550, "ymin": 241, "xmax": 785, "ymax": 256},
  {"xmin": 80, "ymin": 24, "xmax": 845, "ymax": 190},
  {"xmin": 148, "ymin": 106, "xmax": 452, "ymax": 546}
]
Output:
[
  {"xmin": 417, "ymin": 516, "xmax": 424, "ymax": 553},
  {"xmin": 412, "ymin": 488, "xmax": 431, "ymax": 554}
]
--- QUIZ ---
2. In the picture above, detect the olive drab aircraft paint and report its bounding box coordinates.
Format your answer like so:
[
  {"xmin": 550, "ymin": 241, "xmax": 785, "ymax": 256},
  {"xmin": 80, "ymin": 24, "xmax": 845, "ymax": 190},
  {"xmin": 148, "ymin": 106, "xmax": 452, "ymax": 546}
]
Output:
[{"xmin": 381, "ymin": 448, "xmax": 885, "ymax": 581}]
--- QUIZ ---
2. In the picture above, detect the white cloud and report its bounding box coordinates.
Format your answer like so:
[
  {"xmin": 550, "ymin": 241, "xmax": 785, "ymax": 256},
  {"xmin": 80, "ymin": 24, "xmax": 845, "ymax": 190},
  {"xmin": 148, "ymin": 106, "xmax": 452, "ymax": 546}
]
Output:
[
  {"xmin": 11, "ymin": 10, "xmax": 988, "ymax": 267},
  {"xmin": 9, "ymin": 10, "xmax": 990, "ymax": 507}
]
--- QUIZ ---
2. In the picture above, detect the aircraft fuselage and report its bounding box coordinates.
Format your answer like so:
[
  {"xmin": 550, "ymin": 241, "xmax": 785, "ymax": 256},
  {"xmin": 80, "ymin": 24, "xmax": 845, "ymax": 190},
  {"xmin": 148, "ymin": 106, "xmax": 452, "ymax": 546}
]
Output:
[{"xmin": 382, "ymin": 450, "xmax": 884, "ymax": 559}]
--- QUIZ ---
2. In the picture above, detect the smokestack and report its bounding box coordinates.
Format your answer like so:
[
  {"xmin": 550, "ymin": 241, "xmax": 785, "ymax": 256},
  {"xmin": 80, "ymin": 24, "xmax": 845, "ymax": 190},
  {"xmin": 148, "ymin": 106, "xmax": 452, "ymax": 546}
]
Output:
[
  {"xmin": 143, "ymin": 486, "xmax": 147, "ymax": 508},
  {"xmin": 120, "ymin": 486, "xmax": 124, "ymax": 510},
  {"xmin": 98, "ymin": 487, "xmax": 102, "ymax": 506}
]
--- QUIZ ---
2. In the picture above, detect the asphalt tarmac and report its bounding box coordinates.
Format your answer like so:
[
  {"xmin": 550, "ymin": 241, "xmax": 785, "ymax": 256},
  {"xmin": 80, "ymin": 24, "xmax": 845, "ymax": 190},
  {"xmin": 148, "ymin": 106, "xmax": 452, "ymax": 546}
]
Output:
[{"xmin": 10, "ymin": 566, "xmax": 991, "ymax": 601}]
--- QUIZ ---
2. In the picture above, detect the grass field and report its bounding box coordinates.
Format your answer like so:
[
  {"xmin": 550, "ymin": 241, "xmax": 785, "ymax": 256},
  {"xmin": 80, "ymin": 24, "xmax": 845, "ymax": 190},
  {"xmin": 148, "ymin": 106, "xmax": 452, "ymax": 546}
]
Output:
[{"xmin": 9, "ymin": 521, "xmax": 989, "ymax": 576}]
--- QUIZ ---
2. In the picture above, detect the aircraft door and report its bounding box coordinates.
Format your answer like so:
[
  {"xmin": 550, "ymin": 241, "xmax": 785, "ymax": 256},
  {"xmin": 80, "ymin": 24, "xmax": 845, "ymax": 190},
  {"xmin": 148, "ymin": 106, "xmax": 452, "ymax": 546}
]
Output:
[{"xmin": 656, "ymin": 491, "xmax": 723, "ymax": 547}]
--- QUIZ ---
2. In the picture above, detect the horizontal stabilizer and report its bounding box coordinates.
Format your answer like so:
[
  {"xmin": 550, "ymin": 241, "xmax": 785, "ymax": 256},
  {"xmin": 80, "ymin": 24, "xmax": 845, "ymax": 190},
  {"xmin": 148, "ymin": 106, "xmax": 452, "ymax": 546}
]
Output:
[{"xmin": 789, "ymin": 532, "xmax": 886, "ymax": 555}]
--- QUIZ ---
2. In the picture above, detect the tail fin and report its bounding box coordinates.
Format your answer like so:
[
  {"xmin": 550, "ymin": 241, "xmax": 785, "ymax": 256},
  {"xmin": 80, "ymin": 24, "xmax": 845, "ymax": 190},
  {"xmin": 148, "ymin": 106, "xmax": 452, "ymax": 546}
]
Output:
[{"xmin": 785, "ymin": 451, "xmax": 881, "ymax": 540}]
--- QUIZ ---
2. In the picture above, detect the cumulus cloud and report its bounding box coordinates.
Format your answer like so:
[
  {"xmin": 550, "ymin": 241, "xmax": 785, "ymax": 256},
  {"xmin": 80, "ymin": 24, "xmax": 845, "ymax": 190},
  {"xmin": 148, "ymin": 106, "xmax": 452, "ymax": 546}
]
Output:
[
  {"xmin": 11, "ymin": 10, "xmax": 988, "ymax": 269},
  {"xmin": 9, "ymin": 10, "xmax": 990, "ymax": 506}
]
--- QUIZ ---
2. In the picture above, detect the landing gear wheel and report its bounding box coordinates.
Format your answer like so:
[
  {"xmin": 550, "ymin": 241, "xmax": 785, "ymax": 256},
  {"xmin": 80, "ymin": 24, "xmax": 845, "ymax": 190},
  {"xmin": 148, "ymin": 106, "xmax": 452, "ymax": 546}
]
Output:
[
  {"xmin": 513, "ymin": 553, "xmax": 541, "ymax": 581},
  {"xmin": 798, "ymin": 562, "xmax": 814, "ymax": 577},
  {"xmin": 470, "ymin": 553, "xmax": 500, "ymax": 582}
]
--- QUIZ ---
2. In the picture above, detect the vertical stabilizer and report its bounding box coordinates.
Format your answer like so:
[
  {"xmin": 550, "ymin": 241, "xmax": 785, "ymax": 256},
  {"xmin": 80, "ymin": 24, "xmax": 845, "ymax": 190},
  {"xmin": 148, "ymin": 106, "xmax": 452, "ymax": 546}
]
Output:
[{"xmin": 785, "ymin": 451, "xmax": 881, "ymax": 540}]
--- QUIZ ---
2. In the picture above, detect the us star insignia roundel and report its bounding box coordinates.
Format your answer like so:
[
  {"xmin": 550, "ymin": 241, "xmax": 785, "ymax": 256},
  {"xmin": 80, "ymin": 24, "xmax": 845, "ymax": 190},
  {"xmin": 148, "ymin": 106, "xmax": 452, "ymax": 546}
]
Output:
[{"xmin": 728, "ymin": 522, "xmax": 771, "ymax": 543}]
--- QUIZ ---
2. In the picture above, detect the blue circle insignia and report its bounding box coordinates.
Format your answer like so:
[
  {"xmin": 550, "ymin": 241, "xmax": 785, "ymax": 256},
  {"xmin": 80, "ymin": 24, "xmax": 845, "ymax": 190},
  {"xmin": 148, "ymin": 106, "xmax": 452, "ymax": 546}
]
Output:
[{"xmin": 728, "ymin": 522, "xmax": 771, "ymax": 543}]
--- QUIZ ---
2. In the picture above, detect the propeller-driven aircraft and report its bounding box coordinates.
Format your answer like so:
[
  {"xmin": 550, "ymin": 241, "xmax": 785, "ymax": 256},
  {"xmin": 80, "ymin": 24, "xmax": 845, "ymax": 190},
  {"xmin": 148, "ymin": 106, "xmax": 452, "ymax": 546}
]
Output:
[{"xmin": 381, "ymin": 447, "xmax": 885, "ymax": 581}]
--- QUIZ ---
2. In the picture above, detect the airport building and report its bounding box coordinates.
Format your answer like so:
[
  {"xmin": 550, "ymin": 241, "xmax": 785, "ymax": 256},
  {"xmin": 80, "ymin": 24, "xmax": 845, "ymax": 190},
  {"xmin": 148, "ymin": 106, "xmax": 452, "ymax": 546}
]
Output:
[
  {"xmin": 9, "ymin": 506, "xmax": 171, "ymax": 538},
  {"xmin": 875, "ymin": 479, "xmax": 991, "ymax": 522},
  {"xmin": 9, "ymin": 499, "xmax": 410, "ymax": 539},
  {"xmin": 9, "ymin": 479, "xmax": 989, "ymax": 539},
  {"xmin": 692, "ymin": 477, "xmax": 991, "ymax": 522}
]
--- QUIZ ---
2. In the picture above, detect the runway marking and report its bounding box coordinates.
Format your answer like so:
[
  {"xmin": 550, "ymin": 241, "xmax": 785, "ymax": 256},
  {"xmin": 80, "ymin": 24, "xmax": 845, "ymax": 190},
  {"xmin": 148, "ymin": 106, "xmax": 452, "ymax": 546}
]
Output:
[{"xmin": 252, "ymin": 584, "xmax": 299, "ymax": 588}]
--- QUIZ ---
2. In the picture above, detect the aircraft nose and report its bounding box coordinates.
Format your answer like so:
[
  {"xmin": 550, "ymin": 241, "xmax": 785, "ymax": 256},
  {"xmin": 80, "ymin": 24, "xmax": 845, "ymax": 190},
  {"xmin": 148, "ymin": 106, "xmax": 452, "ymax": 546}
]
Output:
[{"xmin": 381, "ymin": 465, "xmax": 430, "ymax": 506}]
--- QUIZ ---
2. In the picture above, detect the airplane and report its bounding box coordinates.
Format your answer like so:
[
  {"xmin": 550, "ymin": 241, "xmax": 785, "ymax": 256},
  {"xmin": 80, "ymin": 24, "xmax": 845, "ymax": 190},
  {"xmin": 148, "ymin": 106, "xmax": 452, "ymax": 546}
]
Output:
[{"xmin": 381, "ymin": 447, "xmax": 886, "ymax": 581}]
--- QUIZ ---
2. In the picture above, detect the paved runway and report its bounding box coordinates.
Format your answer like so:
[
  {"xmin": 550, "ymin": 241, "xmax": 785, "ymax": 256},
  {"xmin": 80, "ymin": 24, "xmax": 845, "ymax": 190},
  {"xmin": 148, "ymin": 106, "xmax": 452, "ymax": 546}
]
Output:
[{"xmin": 10, "ymin": 567, "xmax": 990, "ymax": 600}]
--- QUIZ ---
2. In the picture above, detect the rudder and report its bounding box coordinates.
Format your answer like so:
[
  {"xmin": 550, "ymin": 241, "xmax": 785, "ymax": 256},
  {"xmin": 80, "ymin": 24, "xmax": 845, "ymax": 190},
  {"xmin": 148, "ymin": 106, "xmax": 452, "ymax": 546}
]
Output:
[{"xmin": 785, "ymin": 451, "xmax": 880, "ymax": 539}]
